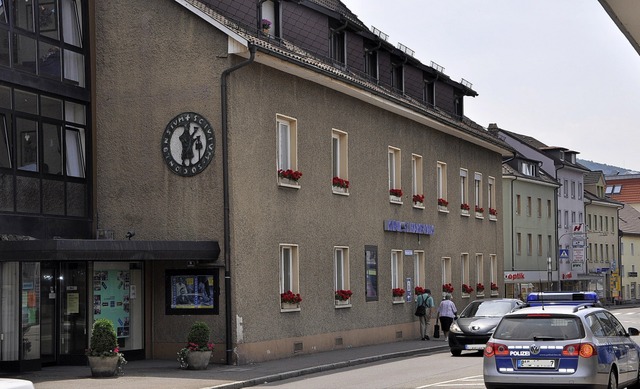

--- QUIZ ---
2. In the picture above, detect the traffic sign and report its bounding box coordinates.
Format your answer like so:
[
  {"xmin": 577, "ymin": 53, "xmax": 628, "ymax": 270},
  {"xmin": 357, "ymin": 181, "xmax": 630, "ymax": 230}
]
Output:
[{"xmin": 559, "ymin": 249, "xmax": 570, "ymax": 258}]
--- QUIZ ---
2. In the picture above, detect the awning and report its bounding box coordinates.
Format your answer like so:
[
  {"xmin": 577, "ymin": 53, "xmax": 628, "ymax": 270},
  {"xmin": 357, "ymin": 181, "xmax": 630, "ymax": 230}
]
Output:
[{"xmin": 0, "ymin": 239, "xmax": 221, "ymax": 262}]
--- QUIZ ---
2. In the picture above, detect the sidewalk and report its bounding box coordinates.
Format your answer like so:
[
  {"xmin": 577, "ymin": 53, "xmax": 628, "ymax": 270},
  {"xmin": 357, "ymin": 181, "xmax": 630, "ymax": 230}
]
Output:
[{"xmin": 15, "ymin": 338, "xmax": 449, "ymax": 389}]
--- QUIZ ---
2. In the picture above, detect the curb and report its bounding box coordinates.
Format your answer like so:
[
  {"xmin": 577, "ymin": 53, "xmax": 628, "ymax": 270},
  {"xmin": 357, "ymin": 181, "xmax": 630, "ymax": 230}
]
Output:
[{"xmin": 208, "ymin": 345, "xmax": 449, "ymax": 389}]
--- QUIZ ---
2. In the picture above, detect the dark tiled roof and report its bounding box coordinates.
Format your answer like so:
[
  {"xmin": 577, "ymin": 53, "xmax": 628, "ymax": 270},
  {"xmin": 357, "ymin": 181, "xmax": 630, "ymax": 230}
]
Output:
[
  {"xmin": 181, "ymin": 0, "xmax": 512, "ymax": 154},
  {"xmin": 306, "ymin": 0, "xmax": 368, "ymax": 30},
  {"xmin": 619, "ymin": 204, "xmax": 640, "ymax": 235},
  {"xmin": 584, "ymin": 170, "xmax": 604, "ymax": 185},
  {"xmin": 502, "ymin": 162, "xmax": 559, "ymax": 186}
]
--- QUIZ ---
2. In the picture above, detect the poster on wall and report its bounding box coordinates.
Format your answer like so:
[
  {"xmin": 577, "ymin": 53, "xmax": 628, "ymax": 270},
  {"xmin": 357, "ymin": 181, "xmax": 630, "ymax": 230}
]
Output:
[
  {"xmin": 165, "ymin": 269, "xmax": 219, "ymax": 315},
  {"xmin": 93, "ymin": 270, "xmax": 130, "ymax": 338}
]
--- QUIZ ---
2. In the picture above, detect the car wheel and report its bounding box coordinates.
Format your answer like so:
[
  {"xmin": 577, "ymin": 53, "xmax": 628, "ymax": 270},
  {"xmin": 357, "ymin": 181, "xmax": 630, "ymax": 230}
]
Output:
[
  {"xmin": 450, "ymin": 349, "xmax": 461, "ymax": 356},
  {"xmin": 607, "ymin": 369, "xmax": 617, "ymax": 389}
]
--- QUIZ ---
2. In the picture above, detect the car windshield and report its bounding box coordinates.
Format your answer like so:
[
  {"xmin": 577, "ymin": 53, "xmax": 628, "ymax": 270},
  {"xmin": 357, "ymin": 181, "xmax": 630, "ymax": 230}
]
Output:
[
  {"xmin": 460, "ymin": 300, "xmax": 516, "ymax": 318},
  {"xmin": 493, "ymin": 315, "xmax": 584, "ymax": 340}
]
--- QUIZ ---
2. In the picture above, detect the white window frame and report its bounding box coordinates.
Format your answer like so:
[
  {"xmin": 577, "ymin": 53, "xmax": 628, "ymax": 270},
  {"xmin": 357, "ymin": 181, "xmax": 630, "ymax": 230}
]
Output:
[
  {"xmin": 334, "ymin": 246, "xmax": 350, "ymax": 297},
  {"xmin": 460, "ymin": 168, "xmax": 468, "ymax": 206},
  {"xmin": 442, "ymin": 257, "xmax": 452, "ymax": 286},
  {"xmin": 276, "ymin": 114, "xmax": 298, "ymax": 186},
  {"xmin": 412, "ymin": 154, "xmax": 424, "ymax": 207},
  {"xmin": 332, "ymin": 129, "xmax": 349, "ymax": 194},
  {"xmin": 388, "ymin": 147, "xmax": 401, "ymax": 201},
  {"xmin": 490, "ymin": 254, "xmax": 498, "ymax": 288},
  {"xmin": 475, "ymin": 254, "xmax": 484, "ymax": 287},
  {"xmin": 461, "ymin": 253, "xmax": 470, "ymax": 293},
  {"xmin": 414, "ymin": 251, "xmax": 425, "ymax": 288},
  {"xmin": 391, "ymin": 250, "xmax": 404, "ymax": 290},
  {"xmin": 474, "ymin": 172, "xmax": 482, "ymax": 211},
  {"xmin": 437, "ymin": 161, "xmax": 447, "ymax": 202},
  {"xmin": 280, "ymin": 244, "xmax": 299, "ymax": 296},
  {"xmin": 488, "ymin": 176, "xmax": 495, "ymax": 212}
]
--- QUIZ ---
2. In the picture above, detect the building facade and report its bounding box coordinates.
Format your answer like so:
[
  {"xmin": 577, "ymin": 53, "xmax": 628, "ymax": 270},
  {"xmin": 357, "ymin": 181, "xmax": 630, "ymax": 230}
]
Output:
[
  {"xmin": 0, "ymin": 0, "xmax": 512, "ymax": 371},
  {"xmin": 501, "ymin": 155, "xmax": 559, "ymax": 299},
  {"xmin": 619, "ymin": 205, "xmax": 640, "ymax": 301}
]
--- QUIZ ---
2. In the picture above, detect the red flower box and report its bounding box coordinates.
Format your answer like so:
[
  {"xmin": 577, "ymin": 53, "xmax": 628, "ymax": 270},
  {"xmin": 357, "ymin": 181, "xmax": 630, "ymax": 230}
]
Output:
[
  {"xmin": 392, "ymin": 288, "xmax": 405, "ymax": 297},
  {"xmin": 389, "ymin": 188, "xmax": 403, "ymax": 197},
  {"xmin": 278, "ymin": 169, "xmax": 302, "ymax": 182}
]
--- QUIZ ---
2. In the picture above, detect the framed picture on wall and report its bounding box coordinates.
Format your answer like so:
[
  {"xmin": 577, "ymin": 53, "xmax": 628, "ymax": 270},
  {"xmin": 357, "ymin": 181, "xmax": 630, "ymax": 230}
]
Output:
[
  {"xmin": 165, "ymin": 268, "xmax": 219, "ymax": 315},
  {"xmin": 365, "ymin": 245, "xmax": 378, "ymax": 301}
]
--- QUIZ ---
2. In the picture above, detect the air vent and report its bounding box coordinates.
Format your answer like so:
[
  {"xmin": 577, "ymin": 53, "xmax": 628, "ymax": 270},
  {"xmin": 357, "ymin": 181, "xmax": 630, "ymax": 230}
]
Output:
[
  {"xmin": 293, "ymin": 342, "xmax": 303, "ymax": 353},
  {"xmin": 395, "ymin": 331, "xmax": 403, "ymax": 339},
  {"xmin": 335, "ymin": 337, "xmax": 343, "ymax": 346}
]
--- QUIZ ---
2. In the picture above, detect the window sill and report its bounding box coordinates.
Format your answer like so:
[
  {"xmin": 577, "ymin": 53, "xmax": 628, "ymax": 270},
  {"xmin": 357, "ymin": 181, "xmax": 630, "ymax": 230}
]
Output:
[
  {"xmin": 489, "ymin": 215, "xmax": 497, "ymax": 221},
  {"xmin": 332, "ymin": 187, "xmax": 349, "ymax": 195},
  {"xmin": 389, "ymin": 195, "xmax": 402, "ymax": 204},
  {"xmin": 475, "ymin": 212, "xmax": 484, "ymax": 219},
  {"xmin": 280, "ymin": 303, "xmax": 301, "ymax": 312},
  {"xmin": 335, "ymin": 300, "xmax": 351, "ymax": 308},
  {"xmin": 413, "ymin": 202, "xmax": 424, "ymax": 209},
  {"xmin": 460, "ymin": 210, "xmax": 470, "ymax": 217},
  {"xmin": 278, "ymin": 179, "xmax": 300, "ymax": 189},
  {"xmin": 438, "ymin": 206, "xmax": 449, "ymax": 213},
  {"xmin": 491, "ymin": 291, "xmax": 499, "ymax": 297},
  {"xmin": 461, "ymin": 293, "xmax": 471, "ymax": 299},
  {"xmin": 392, "ymin": 297, "xmax": 405, "ymax": 304},
  {"xmin": 476, "ymin": 292, "xmax": 485, "ymax": 298}
]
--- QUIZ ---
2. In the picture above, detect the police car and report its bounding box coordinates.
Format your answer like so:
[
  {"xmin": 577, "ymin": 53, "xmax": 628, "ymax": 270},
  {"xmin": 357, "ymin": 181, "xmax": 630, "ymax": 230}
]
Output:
[{"xmin": 483, "ymin": 292, "xmax": 640, "ymax": 389}]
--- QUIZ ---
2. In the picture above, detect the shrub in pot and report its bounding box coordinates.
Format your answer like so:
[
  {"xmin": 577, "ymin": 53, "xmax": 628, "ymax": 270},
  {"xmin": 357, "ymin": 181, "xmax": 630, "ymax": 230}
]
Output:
[
  {"xmin": 87, "ymin": 318, "xmax": 126, "ymax": 377},
  {"xmin": 177, "ymin": 321, "xmax": 214, "ymax": 370}
]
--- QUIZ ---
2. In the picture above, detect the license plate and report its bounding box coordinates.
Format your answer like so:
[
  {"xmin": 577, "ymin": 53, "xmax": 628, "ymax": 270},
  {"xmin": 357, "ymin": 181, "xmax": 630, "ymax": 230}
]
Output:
[
  {"xmin": 465, "ymin": 344, "xmax": 486, "ymax": 350},
  {"xmin": 517, "ymin": 359, "xmax": 555, "ymax": 369}
]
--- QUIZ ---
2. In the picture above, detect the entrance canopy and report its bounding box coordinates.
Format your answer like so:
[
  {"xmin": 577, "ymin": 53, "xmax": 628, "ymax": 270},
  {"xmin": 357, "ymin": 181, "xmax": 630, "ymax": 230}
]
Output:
[{"xmin": 0, "ymin": 239, "xmax": 221, "ymax": 262}]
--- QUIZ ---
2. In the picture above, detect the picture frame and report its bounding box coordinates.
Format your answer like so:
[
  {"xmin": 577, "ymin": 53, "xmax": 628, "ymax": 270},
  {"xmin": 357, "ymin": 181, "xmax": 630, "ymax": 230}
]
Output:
[
  {"xmin": 165, "ymin": 268, "xmax": 219, "ymax": 315},
  {"xmin": 38, "ymin": 1, "xmax": 57, "ymax": 32},
  {"xmin": 365, "ymin": 245, "xmax": 378, "ymax": 301}
]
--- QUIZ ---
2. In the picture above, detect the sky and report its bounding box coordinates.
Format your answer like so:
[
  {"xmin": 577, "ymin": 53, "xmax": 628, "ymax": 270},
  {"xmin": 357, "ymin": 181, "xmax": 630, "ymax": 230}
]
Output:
[{"xmin": 341, "ymin": 0, "xmax": 640, "ymax": 172}]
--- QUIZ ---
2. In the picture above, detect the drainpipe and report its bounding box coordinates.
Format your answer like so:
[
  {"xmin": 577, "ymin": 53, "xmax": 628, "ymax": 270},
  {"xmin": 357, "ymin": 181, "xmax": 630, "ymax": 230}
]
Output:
[
  {"xmin": 555, "ymin": 163, "xmax": 565, "ymax": 291},
  {"xmin": 221, "ymin": 44, "xmax": 256, "ymax": 365}
]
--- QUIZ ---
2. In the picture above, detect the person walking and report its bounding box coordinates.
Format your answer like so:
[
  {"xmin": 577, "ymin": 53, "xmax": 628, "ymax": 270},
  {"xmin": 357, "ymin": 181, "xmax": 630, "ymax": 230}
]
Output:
[
  {"xmin": 416, "ymin": 288, "xmax": 435, "ymax": 340},
  {"xmin": 435, "ymin": 293, "xmax": 457, "ymax": 340}
]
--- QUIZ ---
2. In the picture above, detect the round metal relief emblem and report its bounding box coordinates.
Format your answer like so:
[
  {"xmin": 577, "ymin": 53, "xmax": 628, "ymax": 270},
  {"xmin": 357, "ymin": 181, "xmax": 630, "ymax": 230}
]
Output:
[{"xmin": 161, "ymin": 112, "xmax": 215, "ymax": 177}]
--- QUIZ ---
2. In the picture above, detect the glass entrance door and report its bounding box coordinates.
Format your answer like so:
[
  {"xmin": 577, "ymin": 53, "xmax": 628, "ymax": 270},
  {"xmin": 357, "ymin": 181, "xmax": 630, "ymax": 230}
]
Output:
[
  {"xmin": 40, "ymin": 262, "xmax": 57, "ymax": 365},
  {"xmin": 39, "ymin": 261, "xmax": 88, "ymax": 365},
  {"xmin": 59, "ymin": 262, "xmax": 87, "ymax": 364}
]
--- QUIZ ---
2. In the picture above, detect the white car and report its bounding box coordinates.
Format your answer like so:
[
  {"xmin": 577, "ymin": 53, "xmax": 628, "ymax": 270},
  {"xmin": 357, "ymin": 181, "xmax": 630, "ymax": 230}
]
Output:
[{"xmin": 0, "ymin": 378, "xmax": 35, "ymax": 389}]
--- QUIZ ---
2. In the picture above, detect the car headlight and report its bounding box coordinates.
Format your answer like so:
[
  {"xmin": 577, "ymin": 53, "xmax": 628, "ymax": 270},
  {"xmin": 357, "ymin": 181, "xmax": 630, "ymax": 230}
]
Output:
[{"xmin": 449, "ymin": 322, "xmax": 462, "ymax": 333}]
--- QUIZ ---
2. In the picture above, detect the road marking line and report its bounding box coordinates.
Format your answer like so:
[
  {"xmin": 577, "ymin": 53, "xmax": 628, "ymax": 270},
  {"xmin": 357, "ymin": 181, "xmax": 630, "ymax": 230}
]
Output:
[{"xmin": 416, "ymin": 375, "xmax": 483, "ymax": 388}]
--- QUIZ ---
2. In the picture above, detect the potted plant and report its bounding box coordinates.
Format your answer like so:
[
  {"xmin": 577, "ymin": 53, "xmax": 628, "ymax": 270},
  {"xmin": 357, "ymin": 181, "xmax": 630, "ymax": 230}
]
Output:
[
  {"xmin": 491, "ymin": 282, "xmax": 499, "ymax": 294},
  {"xmin": 392, "ymin": 287, "xmax": 405, "ymax": 301},
  {"xmin": 87, "ymin": 318, "xmax": 126, "ymax": 377},
  {"xmin": 278, "ymin": 169, "xmax": 302, "ymax": 183},
  {"xmin": 281, "ymin": 290, "xmax": 302, "ymax": 309},
  {"xmin": 460, "ymin": 203, "xmax": 470, "ymax": 211},
  {"xmin": 437, "ymin": 198, "xmax": 449, "ymax": 207},
  {"xmin": 261, "ymin": 18, "xmax": 271, "ymax": 34},
  {"xmin": 476, "ymin": 283, "xmax": 485, "ymax": 293},
  {"xmin": 332, "ymin": 176, "xmax": 350, "ymax": 190},
  {"xmin": 177, "ymin": 321, "xmax": 214, "ymax": 370},
  {"xmin": 475, "ymin": 205, "xmax": 484, "ymax": 214},
  {"xmin": 442, "ymin": 283, "xmax": 454, "ymax": 293},
  {"xmin": 489, "ymin": 208, "xmax": 498, "ymax": 216},
  {"xmin": 335, "ymin": 289, "xmax": 353, "ymax": 304},
  {"xmin": 414, "ymin": 286, "xmax": 426, "ymax": 295},
  {"xmin": 462, "ymin": 283, "xmax": 474, "ymax": 294},
  {"xmin": 412, "ymin": 194, "xmax": 425, "ymax": 204},
  {"xmin": 389, "ymin": 188, "xmax": 403, "ymax": 198}
]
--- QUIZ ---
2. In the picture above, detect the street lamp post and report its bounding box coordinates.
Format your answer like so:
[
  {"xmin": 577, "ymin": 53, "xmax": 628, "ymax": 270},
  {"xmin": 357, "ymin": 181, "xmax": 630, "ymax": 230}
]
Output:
[{"xmin": 547, "ymin": 257, "xmax": 552, "ymax": 290}]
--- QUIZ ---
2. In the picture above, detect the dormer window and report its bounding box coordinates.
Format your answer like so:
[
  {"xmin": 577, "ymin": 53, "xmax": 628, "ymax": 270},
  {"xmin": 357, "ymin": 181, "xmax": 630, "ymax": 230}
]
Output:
[
  {"xmin": 330, "ymin": 23, "xmax": 346, "ymax": 66},
  {"xmin": 364, "ymin": 44, "xmax": 378, "ymax": 81},
  {"xmin": 520, "ymin": 161, "xmax": 536, "ymax": 176},
  {"xmin": 391, "ymin": 61, "xmax": 404, "ymax": 93},
  {"xmin": 261, "ymin": 1, "xmax": 280, "ymax": 38},
  {"xmin": 423, "ymin": 80, "xmax": 435, "ymax": 107},
  {"xmin": 559, "ymin": 150, "xmax": 565, "ymax": 161}
]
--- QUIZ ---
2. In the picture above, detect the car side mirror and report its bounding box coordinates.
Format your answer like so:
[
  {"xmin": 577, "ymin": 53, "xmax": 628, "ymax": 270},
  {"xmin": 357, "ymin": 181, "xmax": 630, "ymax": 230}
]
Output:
[{"xmin": 628, "ymin": 327, "xmax": 639, "ymax": 336}]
